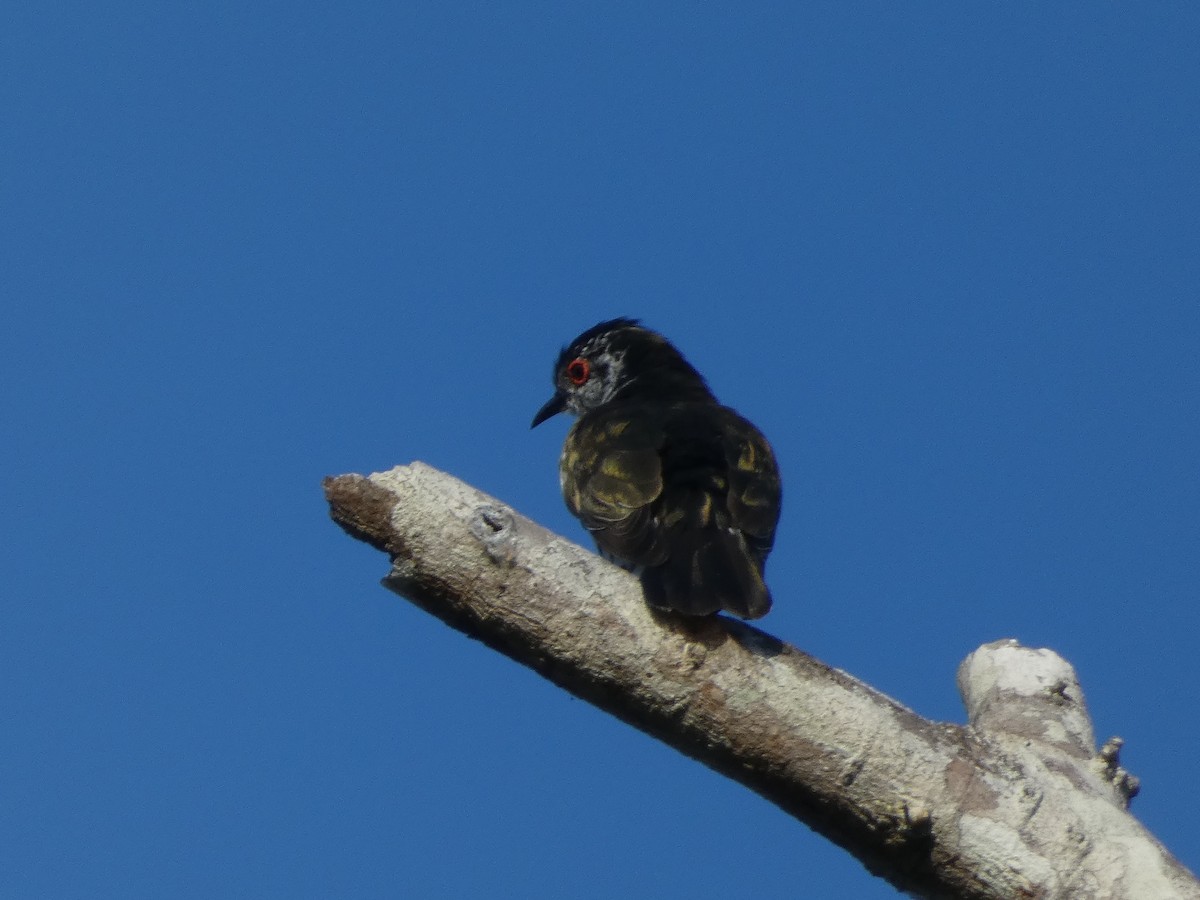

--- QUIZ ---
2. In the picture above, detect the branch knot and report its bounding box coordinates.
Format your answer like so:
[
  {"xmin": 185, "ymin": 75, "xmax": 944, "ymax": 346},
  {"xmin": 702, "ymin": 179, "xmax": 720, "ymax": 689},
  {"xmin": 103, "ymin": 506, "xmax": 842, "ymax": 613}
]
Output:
[
  {"xmin": 1094, "ymin": 736, "xmax": 1141, "ymax": 809},
  {"xmin": 470, "ymin": 503, "xmax": 518, "ymax": 565}
]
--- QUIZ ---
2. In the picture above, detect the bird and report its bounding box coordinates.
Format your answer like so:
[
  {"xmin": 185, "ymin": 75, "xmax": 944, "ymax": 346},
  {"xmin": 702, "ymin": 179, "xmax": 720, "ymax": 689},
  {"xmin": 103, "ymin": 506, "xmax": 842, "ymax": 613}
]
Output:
[{"xmin": 531, "ymin": 318, "xmax": 782, "ymax": 619}]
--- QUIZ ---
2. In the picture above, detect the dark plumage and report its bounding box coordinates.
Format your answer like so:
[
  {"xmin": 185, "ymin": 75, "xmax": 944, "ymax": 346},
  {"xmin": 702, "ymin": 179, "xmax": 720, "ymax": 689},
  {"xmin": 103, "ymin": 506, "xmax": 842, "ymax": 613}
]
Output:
[{"xmin": 531, "ymin": 318, "xmax": 782, "ymax": 619}]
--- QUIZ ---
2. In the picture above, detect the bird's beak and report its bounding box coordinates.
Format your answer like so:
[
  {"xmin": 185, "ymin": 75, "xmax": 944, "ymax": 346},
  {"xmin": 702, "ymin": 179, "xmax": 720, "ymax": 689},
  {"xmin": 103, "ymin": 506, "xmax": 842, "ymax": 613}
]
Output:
[{"xmin": 531, "ymin": 392, "xmax": 567, "ymax": 428}]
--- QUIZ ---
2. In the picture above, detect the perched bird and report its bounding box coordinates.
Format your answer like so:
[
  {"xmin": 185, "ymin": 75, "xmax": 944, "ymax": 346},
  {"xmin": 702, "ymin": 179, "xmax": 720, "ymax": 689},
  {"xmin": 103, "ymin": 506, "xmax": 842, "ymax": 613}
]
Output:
[{"xmin": 531, "ymin": 318, "xmax": 782, "ymax": 619}]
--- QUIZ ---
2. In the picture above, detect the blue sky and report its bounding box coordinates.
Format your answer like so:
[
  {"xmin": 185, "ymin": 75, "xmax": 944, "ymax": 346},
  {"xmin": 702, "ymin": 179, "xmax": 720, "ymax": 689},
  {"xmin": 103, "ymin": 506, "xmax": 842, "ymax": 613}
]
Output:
[{"xmin": 3, "ymin": 4, "xmax": 1198, "ymax": 897}]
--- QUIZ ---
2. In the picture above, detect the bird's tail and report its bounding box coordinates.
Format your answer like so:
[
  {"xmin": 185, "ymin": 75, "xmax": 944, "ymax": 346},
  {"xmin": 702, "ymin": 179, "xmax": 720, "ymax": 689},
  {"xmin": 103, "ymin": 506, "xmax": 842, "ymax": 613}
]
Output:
[{"xmin": 641, "ymin": 526, "xmax": 772, "ymax": 620}]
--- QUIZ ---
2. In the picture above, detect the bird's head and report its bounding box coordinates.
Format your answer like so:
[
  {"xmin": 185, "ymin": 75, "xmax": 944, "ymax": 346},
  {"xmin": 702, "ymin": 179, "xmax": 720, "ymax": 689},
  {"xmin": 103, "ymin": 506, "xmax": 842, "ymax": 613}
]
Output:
[{"xmin": 531, "ymin": 318, "xmax": 714, "ymax": 427}]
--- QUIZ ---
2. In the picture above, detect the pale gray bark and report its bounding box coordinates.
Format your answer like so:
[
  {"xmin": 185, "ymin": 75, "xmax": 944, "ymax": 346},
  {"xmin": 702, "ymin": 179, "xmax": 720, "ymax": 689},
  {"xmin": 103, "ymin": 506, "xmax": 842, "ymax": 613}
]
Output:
[{"xmin": 324, "ymin": 461, "xmax": 1198, "ymax": 900}]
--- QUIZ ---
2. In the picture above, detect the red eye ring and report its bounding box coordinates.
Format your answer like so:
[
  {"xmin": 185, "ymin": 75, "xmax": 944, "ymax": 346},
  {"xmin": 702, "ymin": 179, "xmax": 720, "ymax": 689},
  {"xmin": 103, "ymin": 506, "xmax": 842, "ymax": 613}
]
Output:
[{"xmin": 565, "ymin": 357, "xmax": 590, "ymax": 385}]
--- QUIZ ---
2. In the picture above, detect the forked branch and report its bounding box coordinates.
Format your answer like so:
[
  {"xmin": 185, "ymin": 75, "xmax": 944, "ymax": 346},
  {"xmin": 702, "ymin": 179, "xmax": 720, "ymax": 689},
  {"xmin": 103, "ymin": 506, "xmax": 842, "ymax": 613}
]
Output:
[{"xmin": 325, "ymin": 462, "xmax": 1197, "ymax": 900}]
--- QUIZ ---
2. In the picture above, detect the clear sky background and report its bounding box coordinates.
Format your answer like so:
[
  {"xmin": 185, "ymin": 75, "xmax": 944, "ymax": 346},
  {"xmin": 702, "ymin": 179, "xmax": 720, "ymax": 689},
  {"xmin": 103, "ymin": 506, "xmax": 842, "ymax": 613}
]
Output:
[{"xmin": 4, "ymin": 4, "xmax": 1198, "ymax": 897}]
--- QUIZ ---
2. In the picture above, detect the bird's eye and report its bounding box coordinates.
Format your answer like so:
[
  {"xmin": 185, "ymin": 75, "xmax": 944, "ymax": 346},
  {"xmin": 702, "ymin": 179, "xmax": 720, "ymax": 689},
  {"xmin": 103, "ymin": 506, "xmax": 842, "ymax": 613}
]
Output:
[{"xmin": 565, "ymin": 357, "xmax": 590, "ymax": 385}]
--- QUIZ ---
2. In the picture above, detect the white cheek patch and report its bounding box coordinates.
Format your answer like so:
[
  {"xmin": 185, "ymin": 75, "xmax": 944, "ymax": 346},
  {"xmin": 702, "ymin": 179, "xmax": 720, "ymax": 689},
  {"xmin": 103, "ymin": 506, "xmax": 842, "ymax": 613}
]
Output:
[
  {"xmin": 592, "ymin": 348, "xmax": 626, "ymax": 403},
  {"xmin": 563, "ymin": 342, "xmax": 628, "ymax": 415}
]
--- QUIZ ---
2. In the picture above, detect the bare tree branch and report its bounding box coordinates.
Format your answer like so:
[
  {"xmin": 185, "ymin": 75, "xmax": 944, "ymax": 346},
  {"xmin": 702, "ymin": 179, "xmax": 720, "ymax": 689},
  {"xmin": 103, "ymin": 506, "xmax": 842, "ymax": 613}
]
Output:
[{"xmin": 324, "ymin": 462, "xmax": 1199, "ymax": 900}]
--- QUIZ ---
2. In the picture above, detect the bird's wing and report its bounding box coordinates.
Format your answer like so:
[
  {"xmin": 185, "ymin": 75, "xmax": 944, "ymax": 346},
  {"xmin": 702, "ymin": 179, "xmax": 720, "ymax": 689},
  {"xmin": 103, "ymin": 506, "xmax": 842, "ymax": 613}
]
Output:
[
  {"xmin": 635, "ymin": 405, "xmax": 778, "ymax": 619},
  {"xmin": 561, "ymin": 411, "xmax": 668, "ymax": 565},
  {"xmin": 720, "ymin": 408, "xmax": 782, "ymax": 566}
]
